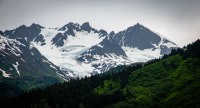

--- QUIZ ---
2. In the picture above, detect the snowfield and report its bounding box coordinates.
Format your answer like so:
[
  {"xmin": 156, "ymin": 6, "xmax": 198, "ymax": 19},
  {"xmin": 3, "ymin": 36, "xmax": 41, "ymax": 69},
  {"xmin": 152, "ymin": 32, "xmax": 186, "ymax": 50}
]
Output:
[
  {"xmin": 31, "ymin": 25, "xmax": 178, "ymax": 78},
  {"xmin": 33, "ymin": 28, "xmax": 105, "ymax": 77}
]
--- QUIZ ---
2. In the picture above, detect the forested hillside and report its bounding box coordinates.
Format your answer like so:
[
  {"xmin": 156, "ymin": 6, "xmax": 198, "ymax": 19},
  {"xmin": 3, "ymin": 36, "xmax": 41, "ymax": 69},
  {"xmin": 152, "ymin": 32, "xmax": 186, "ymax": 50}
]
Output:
[{"xmin": 1, "ymin": 39, "xmax": 200, "ymax": 108}]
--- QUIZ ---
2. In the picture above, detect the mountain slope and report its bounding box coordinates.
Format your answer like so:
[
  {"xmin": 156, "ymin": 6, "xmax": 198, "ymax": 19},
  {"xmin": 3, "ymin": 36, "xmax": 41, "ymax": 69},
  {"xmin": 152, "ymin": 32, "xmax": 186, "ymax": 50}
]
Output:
[
  {"xmin": 0, "ymin": 35, "xmax": 69, "ymax": 97},
  {"xmin": 110, "ymin": 23, "xmax": 177, "ymax": 50},
  {"xmin": 1, "ymin": 39, "xmax": 199, "ymax": 108},
  {"xmin": 95, "ymin": 40, "xmax": 200, "ymax": 108},
  {"xmin": 77, "ymin": 38, "xmax": 132, "ymax": 74},
  {"xmin": 110, "ymin": 23, "xmax": 178, "ymax": 62}
]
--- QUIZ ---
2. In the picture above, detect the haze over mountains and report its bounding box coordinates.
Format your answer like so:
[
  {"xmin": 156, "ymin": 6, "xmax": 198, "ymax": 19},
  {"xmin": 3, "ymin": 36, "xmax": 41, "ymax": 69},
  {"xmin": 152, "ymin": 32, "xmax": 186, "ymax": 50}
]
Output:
[
  {"xmin": 0, "ymin": 0, "xmax": 199, "ymax": 107},
  {"xmin": 0, "ymin": 22, "xmax": 178, "ymax": 79}
]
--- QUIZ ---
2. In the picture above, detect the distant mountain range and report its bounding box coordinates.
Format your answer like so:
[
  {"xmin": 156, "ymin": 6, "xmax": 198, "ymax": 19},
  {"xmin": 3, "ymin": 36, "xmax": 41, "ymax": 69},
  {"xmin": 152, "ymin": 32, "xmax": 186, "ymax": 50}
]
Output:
[{"xmin": 0, "ymin": 22, "xmax": 178, "ymax": 92}]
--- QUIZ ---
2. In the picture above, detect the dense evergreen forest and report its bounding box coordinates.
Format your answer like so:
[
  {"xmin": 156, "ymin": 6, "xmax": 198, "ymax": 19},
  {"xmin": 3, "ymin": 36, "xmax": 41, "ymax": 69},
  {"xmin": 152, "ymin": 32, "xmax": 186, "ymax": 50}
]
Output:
[{"xmin": 0, "ymin": 39, "xmax": 200, "ymax": 108}]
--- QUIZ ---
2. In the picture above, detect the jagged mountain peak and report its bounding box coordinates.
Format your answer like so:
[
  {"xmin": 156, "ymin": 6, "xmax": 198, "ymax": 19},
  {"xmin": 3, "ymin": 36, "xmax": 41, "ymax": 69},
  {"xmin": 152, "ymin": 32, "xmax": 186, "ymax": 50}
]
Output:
[
  {"xmin": 108, "ymin": 31, "xmax": 115, "ymax": 39},
  {"xmin": 134, "ymin": 22, "xmax": 143, "ymax": 27},
  {"xmin": 81, "ymin": 22, "xmax": 91, "ymax": 27},
  {"xmin": 59, "ymin": 22, "xmax": 80, "ymax": 31},
  {"xmin": 111, "ymin": 23, "xmax": 176, "ymax": 50},
  {"xmin": 126, "ymin": 23, "xmax": 148, "ymax": 33},
  {"xmin": 0, "ymin": 30, "xmax": 4, "ymax": 36},
  {"xmin": 99, "ymin": 29, "xmax": 108, "ymax": 37},
  {"xmin": 123, "ymin": 23, "xmax": 145, "ymax": 32},
  {"xmin": 58, "ymin": 22, "xmax": 101, "ymax": 34},
  {"xmin": 133, "ymin": 23, "xmax": 145, "ymax": 30},
  {"xmin": 109, "ymin": 31, "xmax": 115, "ymax": 35},
  {"xmin": 65, "ymin": 22, "xmax": 79, "ymax": 28},
  {"xmin": 80, "ymin": 22, "xmax": 92, "ymax": 32},
  {"xmin": 30, "ymin": 23, "xmax": 44, "ymax": 29},
  {"xmin": 68, "ymin": 22, "xmax": 79, "ymax": 26},
  {"xmin": 18, "ymin": 24, "xmax": 27, "ymax": 29},
  {"xmin": 12, "ymin": 23, "xmax": 43, "ymax": 31}
]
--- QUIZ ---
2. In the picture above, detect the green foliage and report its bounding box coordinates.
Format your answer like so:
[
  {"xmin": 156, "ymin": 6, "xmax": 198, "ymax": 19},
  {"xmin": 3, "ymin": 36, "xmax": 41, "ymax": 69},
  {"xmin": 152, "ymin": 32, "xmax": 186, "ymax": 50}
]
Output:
[
  {"xmin": 94, "ymin": 80, "xmax": 120, "ymax": 94},
  {"xmin": 164, "ymin": 58, "xmax": 200, "ymax": 108},
  {"xmin": 1, "ymin": 39, "xmax": 200, "ymax": 108}
]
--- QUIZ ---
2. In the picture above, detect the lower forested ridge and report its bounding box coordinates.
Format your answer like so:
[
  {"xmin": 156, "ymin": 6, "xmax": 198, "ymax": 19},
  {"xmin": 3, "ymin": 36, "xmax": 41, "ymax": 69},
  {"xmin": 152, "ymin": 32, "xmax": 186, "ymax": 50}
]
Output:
[{"xmin": 1, "ymin": 39, "xmax": 200, "ymax": 108}]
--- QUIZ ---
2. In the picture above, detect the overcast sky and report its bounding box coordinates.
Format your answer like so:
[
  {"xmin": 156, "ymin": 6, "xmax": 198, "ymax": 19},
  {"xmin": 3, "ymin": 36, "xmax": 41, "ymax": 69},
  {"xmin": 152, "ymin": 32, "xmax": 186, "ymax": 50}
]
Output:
[{"xmin": 0, "ymin": 0, "xmax": 200, "ymax": 47}]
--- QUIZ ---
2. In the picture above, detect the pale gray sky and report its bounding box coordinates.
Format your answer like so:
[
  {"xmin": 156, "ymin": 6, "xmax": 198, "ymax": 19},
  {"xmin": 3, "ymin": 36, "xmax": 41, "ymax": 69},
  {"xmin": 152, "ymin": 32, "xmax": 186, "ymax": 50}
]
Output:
[{"xmin": 0, "ymin": 0, "xmax": 200, "ymax": 47}]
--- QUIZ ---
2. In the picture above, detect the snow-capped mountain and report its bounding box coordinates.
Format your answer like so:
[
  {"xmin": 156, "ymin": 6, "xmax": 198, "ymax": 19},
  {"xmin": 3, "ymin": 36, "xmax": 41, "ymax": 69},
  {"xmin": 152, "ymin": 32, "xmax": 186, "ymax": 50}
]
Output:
[
  {"xmin": 77, "ymin": 38, "xmax": 132, "ymax": 74},
  {"xmin": 1, "ymin": 22, "xmax": 178, "ymax": 78},
  {"xmin": 0, "ymin": 35, "xmax": 70, "ymax": 79},
  {"xmin": 109, "ymin": 23, "xmax": 178, "ymax": 62}
]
